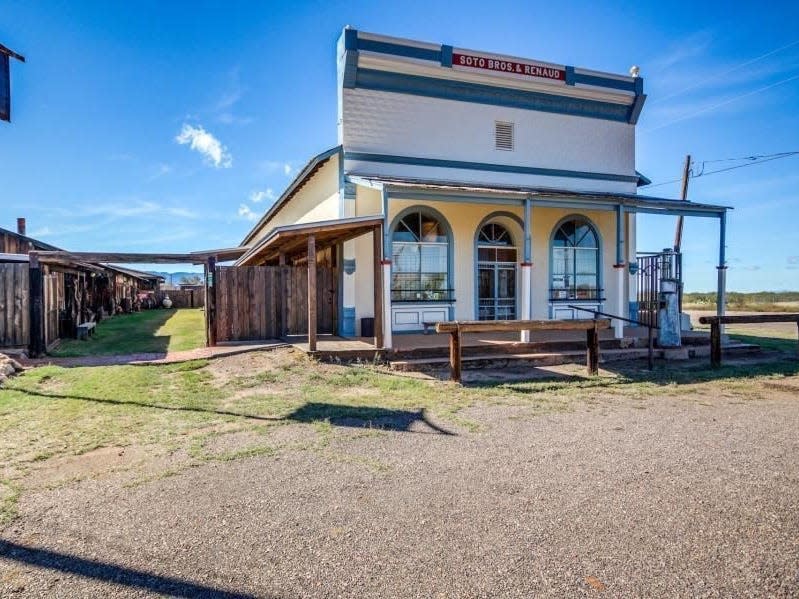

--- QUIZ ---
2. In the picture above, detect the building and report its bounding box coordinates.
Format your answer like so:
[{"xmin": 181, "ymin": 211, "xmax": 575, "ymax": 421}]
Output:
[{"xmin": 237, "ymin": 28, "xmax": 729, "ymax": 350}]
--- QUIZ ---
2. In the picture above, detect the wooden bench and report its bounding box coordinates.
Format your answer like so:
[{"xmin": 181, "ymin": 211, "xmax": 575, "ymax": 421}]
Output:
[
  {"xmin": 436, "ymin": 318, "xmax": 612, "ymax": 382},
  {"xmin": 698, "ymin": 314, "xmax": 799, "ymax": 368},
  {"xmin": 76, "ymin": 321, "xmax": 96, "ymax": 340}
]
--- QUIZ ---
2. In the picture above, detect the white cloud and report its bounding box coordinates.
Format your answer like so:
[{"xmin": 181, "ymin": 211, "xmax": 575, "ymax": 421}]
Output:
[
  {"xmin": 175, "ymin": 124, "xmax": 232, "ymax": 168},
  {"xmin": 249, "ymin": 188, "xmax": 276, "ymax": 204},
  {"xmin": 283, "ymin": 163, "xmax": 293, "ymax": 176},
  {"xmin": 84, "ymin": 200, "xmax": 198, "ymax": 219},
  {"xmin": 237, "ymin": 203, "xmax": 259, "ymax": 222}
]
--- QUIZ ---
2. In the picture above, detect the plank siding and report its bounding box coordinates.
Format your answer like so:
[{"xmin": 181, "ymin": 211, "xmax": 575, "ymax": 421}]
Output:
[
  {"xmin": 214, "ymin": 265, "xmax": 337, "ymax": 342},
  {"xmin": 0, "ymin": 263, "xmax": 30, "ymax": 347}
]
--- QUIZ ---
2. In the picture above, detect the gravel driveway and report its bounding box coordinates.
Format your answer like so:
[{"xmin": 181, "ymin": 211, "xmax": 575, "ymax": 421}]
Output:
[{"xmin": 2, "ymin": 387, "xmax": 798, "ymax": 597}]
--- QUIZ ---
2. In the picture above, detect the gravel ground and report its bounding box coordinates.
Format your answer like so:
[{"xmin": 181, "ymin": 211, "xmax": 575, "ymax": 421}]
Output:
[{"xmin": 2, "ymin": 388, "xmax": 799, "ymax": 597}]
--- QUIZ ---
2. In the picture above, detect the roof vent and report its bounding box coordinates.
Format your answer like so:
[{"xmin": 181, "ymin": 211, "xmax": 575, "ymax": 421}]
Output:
[{"xmin": 495, "ymin": 121, "xmax": 514, "ymax": 151}]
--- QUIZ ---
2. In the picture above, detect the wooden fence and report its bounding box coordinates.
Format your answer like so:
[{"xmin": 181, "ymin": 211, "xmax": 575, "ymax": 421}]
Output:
[
  {"xmin": 156, "ymin": 289, "xmax": 205, "ymax": 309},
  {"xmin": 0, "ymin": 263, "xmax": 29, "ymax": 347},
  {"xmin": 214, "ymin": 265, "xmax": 337, "ymax": 342}
]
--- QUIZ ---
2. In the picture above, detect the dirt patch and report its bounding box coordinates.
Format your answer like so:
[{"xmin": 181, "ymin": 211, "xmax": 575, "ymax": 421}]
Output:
[
  {"xmin": 207, "ymin": 348, "xmax": 307, "ymax": 386},
  {"xmin": 24, "ymin": 446, "xmax": 151, "ymax": 489}
]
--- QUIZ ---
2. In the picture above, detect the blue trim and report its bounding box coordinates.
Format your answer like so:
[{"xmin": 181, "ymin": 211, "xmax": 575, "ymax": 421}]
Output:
[
  {"xmin": 634, "ymin": 77, "xmax": 644, "ymax": 95},
  {"xmin": 344, "ymin": 28, "xmax": 358, "ymax": 51},
  {"xmin": 441, "ymin": 44, "xmax": 453, "ymax": 67},
  {"xmin": 342, "ymin": 51, "xmax": 358, "ymax": 89},
  {"xmin": 628, "ymin": 300, "xmax": 639, "ymax": 323},
  {"xmin": 357, "ymin": 38, "xmax": 441, "ymax": 62},
  {"xmin": 341, "ymin": 306, "xmax": 356, "ymax": 336},
  {"xmin": 346, "ymin": 151, "xmax": 640, "ymax": 184},
  {"xmin": 565, "ymin": 66, "xmax": 575, "ymax": 86},
  {"xmin": 573, "ymin": 72, "xmax": 637, "ymax": 92},
  {"xmin": 473, "ymin": 212, "xmax": 524, "ymax": 320},
  {"xmin": 631, "ymin": 207, "xmax": 724, "ymax": 218},
  {"xmin": 615, "ymin": 204, "xmax": 625, "ymax": 265},
  {"xmin": 354, "ymin": 68, "xmax": 634, "ymax": 123},
  {"xmin": 388, "ymin": 205, "xmax": 456, "ymax": 330},
  {"xmin": 635, "ymin": 170, "xmax": 651, "ymax": 187},
  {"xmin": 381, "ymin": 187, "xmax": 391, "ymax": 259},
  {"xmin": 719, "ymin": 211, "xmax": 727, "ymax": 267},
  {"xmin": 523, "ymin": 198, "xmax": 532, "ymax": 262},
  {"xmin": 628, "ymin": 93, "xmax": 647, "ymax": 125},
  {"xmin": 548, "ymin": 214, "xmax": 604, "ymax": 309}
]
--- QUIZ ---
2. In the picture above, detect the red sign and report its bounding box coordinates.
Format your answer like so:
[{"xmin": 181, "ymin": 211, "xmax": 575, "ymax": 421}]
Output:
[{"xmin": 452, "ymin": 52, "xmax": 565, "ymax": 82}]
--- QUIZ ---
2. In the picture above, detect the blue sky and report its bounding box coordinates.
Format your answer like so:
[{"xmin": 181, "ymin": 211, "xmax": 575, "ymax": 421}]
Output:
[{"xmin": 2, "ymin": 0, "xmax": 798, "ymax": 291}]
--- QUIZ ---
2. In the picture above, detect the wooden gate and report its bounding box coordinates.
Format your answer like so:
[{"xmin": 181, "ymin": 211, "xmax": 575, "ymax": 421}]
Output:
[
  {"xmin": 0, "ymin": 262, "xmax": 28, "ymax": 347},
  {"xmin": 214, "ymin": 265, "xmax": 338, "ymax": 342}
]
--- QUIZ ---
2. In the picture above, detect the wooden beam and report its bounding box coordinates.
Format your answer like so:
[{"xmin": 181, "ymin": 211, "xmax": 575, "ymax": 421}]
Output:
[
  {"xmin": 586, "ymin": 322, "xmax": 600, "ymax": 375},
  {"xmin": 699, "ymin": 314, "xmax": 799, "ymax": 325},
  {"xmin": 436, "ymin": 319, "xmax": 611, "ymax": 334},
  {"xmin": 449, "ymin": 328, "xmax": 462, "ymax": 383},
  {"xmin": 307, "ymin": 235, "xmax": 317, "ymax": 352},
  {"xmin": 373, "ymin": 226, "xmax": 384, "ymax": 349},
  {"xmin": 28, "ymin": 252, "xmax": 45, "ymax": 357},
  {"xmin": 205, "ymin": 257, "xmax": 217, "ymax": 347},
  {"xmin": 34, "ymin": 251, "xmax": 205, "ymax": 264}
]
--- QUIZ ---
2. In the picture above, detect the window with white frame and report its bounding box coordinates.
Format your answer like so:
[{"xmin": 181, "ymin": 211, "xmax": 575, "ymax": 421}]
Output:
[{"xmin": 391, "ymin": 211, "xmax": 451, "ymax": 302}]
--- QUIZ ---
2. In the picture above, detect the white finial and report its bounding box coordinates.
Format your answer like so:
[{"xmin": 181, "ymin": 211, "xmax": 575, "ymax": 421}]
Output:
[{"xmin": 630, "ymin": 65, "xmax": 640, "ymax": 78}]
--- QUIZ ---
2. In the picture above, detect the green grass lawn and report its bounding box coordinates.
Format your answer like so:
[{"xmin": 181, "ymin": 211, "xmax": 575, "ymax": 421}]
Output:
[
  {"xmin": 2, "ymin": 346, "xmax": 798, "ymax": 524},
  {"xmin": 52, "ymin": 308, "xmax": 206, "ymax": 357}
]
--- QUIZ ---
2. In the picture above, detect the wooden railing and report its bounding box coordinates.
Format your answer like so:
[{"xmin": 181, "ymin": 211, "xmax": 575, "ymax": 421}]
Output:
[
  {"xmin": 698, "ymin": 314, "xmax": 799, "ymax": 368},
  {"xmin": 435, "ymin": 319, "xmax": 611, "ymax": 383}
]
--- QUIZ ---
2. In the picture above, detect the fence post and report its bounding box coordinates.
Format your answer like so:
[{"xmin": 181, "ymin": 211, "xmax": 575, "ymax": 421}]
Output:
[
  {"xmin": 647, "ymin": 325, "xmax": 654, "ymax": 370},
  {"xmin": 28, "ymin": 252, "xmax": 45, "ymax": 357},
  {"xmin": 205, "ymin": 257, "xmax": 216, "ymax": 347},
  {"xmin": 586, "ymin": 321, "xmax": 599, "ymax": 375},
  {"xmin": 449, "ymin": 327, "xmax": 462, "ymax": 383},
  {"xmin": 710, "ymin": 321, "xmax": 721, "ymax": 368}
]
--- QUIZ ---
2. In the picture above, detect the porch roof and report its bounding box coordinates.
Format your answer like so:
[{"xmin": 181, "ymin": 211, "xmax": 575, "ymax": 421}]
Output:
[
  {"xmin": 348, "ymin": 174, "xmax": 731, "ymax": 217},
  {"xmin": 236, "ymin": 215, "xmax": 384, "ymax": 266}
]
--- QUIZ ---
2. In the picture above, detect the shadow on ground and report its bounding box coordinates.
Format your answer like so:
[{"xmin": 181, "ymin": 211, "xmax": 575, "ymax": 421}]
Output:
[
  {"xmin": 0, "ymin": 540, "xmax": 261, "ymax": 598},
  {"xmin": 11, "ymin": 389, "xmax": 456, "ymax": 435}
]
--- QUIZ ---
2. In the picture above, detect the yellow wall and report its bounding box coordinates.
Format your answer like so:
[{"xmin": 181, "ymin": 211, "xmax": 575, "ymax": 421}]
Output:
[
  {"xmin": 246, "ymin": 155, "xmax": 341, "ymax": 245},
  {"xmin": 350, "ymin": 185, "xmax": 623, "ymax": 324}
]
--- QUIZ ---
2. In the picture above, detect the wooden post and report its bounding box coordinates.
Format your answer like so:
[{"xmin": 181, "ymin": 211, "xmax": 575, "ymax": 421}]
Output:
[
  {"xmin": 449, "ymin": 326, "xmax": 462, "ymax": 383},
  {"xmin": 28, "ymin": 252, "xmax": 45, "ymax": 357},
  {"xmin": 373, "ymin": 226, "xmax": 384, "ymax": 349},
  {"xmin": 205, "ymin": 257, "xmax": 216, "ymax": 347},
  {"xmin": 710, "ymin": 321, "xmax": 721, "ymax": 368},
  {"xmin": 278, "ymin": 252, "xmax": 286, "ymax": 338},
  {"xmin": 586, "ymin": 321, "xmax": 599, "ymax": 375},
  {"xmin": 307, "ymin": 235, "xmax": 317, "ymax": 352}
]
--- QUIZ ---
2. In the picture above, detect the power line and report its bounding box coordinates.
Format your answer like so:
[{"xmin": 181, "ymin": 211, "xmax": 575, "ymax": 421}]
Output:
[{"xmin": 644, "ymin": 151, "xmax": 799, "ymax": 189}]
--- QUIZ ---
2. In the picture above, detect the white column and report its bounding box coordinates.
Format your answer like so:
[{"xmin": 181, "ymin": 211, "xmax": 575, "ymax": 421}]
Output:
[
  {"xmin": 520, "ymin": 263, "xmax": 532, "ymax": 342},
  {"xmin": 382, "ymin": 262, "xmax": 392, "ymax": 350}
]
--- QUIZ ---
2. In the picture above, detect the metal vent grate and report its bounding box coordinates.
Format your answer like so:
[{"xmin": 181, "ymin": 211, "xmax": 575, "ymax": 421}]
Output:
[{"xmin": 495, "ymin": 121, "xmax": 514, "ymax": 151}]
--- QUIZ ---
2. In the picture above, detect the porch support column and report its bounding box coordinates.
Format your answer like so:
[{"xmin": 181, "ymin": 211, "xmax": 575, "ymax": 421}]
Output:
[
  {"xmin": 373, "ymin": 225, "xmax": 384, "ymax": 349},
  {"xmin": 28, "ymin": 252, "xmax": 45, "ymax": 357},
  {"xmin": 613, "ymin": 205, "xmax": 626, "ymax": 339},
  {"xmin": 520, "ymin": 197, "xmax": 533, "ymax": 342},
  {"xmin": 717, "ymin": 211, "xmax": 727, "ymax": 335},
  {"xmin": 204, "ymin": 256, "xmax": 217, "ymax": 347},
  {"xmin": 307, "ymin": 235, "xmax": 317, "ymax": 352},
  {"xmin": 381, "ymin": 187, "xmax": 392, "ymax": 349}
]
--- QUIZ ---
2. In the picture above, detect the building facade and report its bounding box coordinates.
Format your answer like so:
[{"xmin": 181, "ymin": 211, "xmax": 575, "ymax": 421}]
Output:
[{"xmin": 238, "ymin": 28, "xmax": 728, "ymax": 348}]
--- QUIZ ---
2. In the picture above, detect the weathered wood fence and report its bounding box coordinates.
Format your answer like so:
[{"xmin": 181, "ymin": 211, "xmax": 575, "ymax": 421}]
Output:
[
  {"xmin": 156, "ymin": 289, "xmax": 205, "ymax": 309},
  {"xmin": 699, "ymin": 314, "xmax": 799, "ymax": 367},
  {"xmin": 436, "ymin": 318, "xmax": 612, "ymax": 382},
  {"xmin": 0, "ymin": 263, "xmax": 29, "ymax": 347},
  {"xmin": 214, "ymin": 265, "xmax": 337, "ymax": 343},
  {"xmin": 0, "ymin": 263, "xmax": 63, "ymax": 349}
]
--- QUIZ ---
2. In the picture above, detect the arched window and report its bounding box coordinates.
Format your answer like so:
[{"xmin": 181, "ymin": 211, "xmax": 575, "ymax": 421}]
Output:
[
  {"xmin": 391, "ymin": 211, "xmax": 451, "ymax": 302},
  {"xmin": 477, "ymin": 223, "xmax": 517, "ymax": 320},
  {"xmin": 550, "ymin": 218, "xmax": 600, "ymax": 301}
]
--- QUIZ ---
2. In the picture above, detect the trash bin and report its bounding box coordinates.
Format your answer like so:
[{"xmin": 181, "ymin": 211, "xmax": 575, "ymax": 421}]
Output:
[{"xmin": 360, "ymin": 317, "xmax": 375, "ymax": 338}]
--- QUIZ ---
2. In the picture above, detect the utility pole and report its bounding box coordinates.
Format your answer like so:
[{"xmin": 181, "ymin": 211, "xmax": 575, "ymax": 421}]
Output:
[
  {"xmin": 1, "ymin": 43, "xmax": 26, "ymax": 123},
  {"xmin": 673, "ymin": 154, "xmax": 691, "ymax": 251}
]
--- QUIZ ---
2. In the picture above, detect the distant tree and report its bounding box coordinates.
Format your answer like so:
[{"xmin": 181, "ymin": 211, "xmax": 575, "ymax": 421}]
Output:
[{"xmin": 179, "ymin": 275, "xmax": 203, "ymax": 286}]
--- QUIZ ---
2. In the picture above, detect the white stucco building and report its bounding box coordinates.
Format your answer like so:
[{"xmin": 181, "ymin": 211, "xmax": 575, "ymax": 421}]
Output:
[{"xmin": 237, "ymin": 27, "xmax": 728, "ymax": 349}]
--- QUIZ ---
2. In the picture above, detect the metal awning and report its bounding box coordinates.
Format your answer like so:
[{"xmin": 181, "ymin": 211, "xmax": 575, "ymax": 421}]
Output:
[
  {"xmin": 237, "ymin": 215, "xmax": 384, "ymax": 266},
  {"xmin": 348, "ymin": 174, "xmax": 731, "ymax": 217}
]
